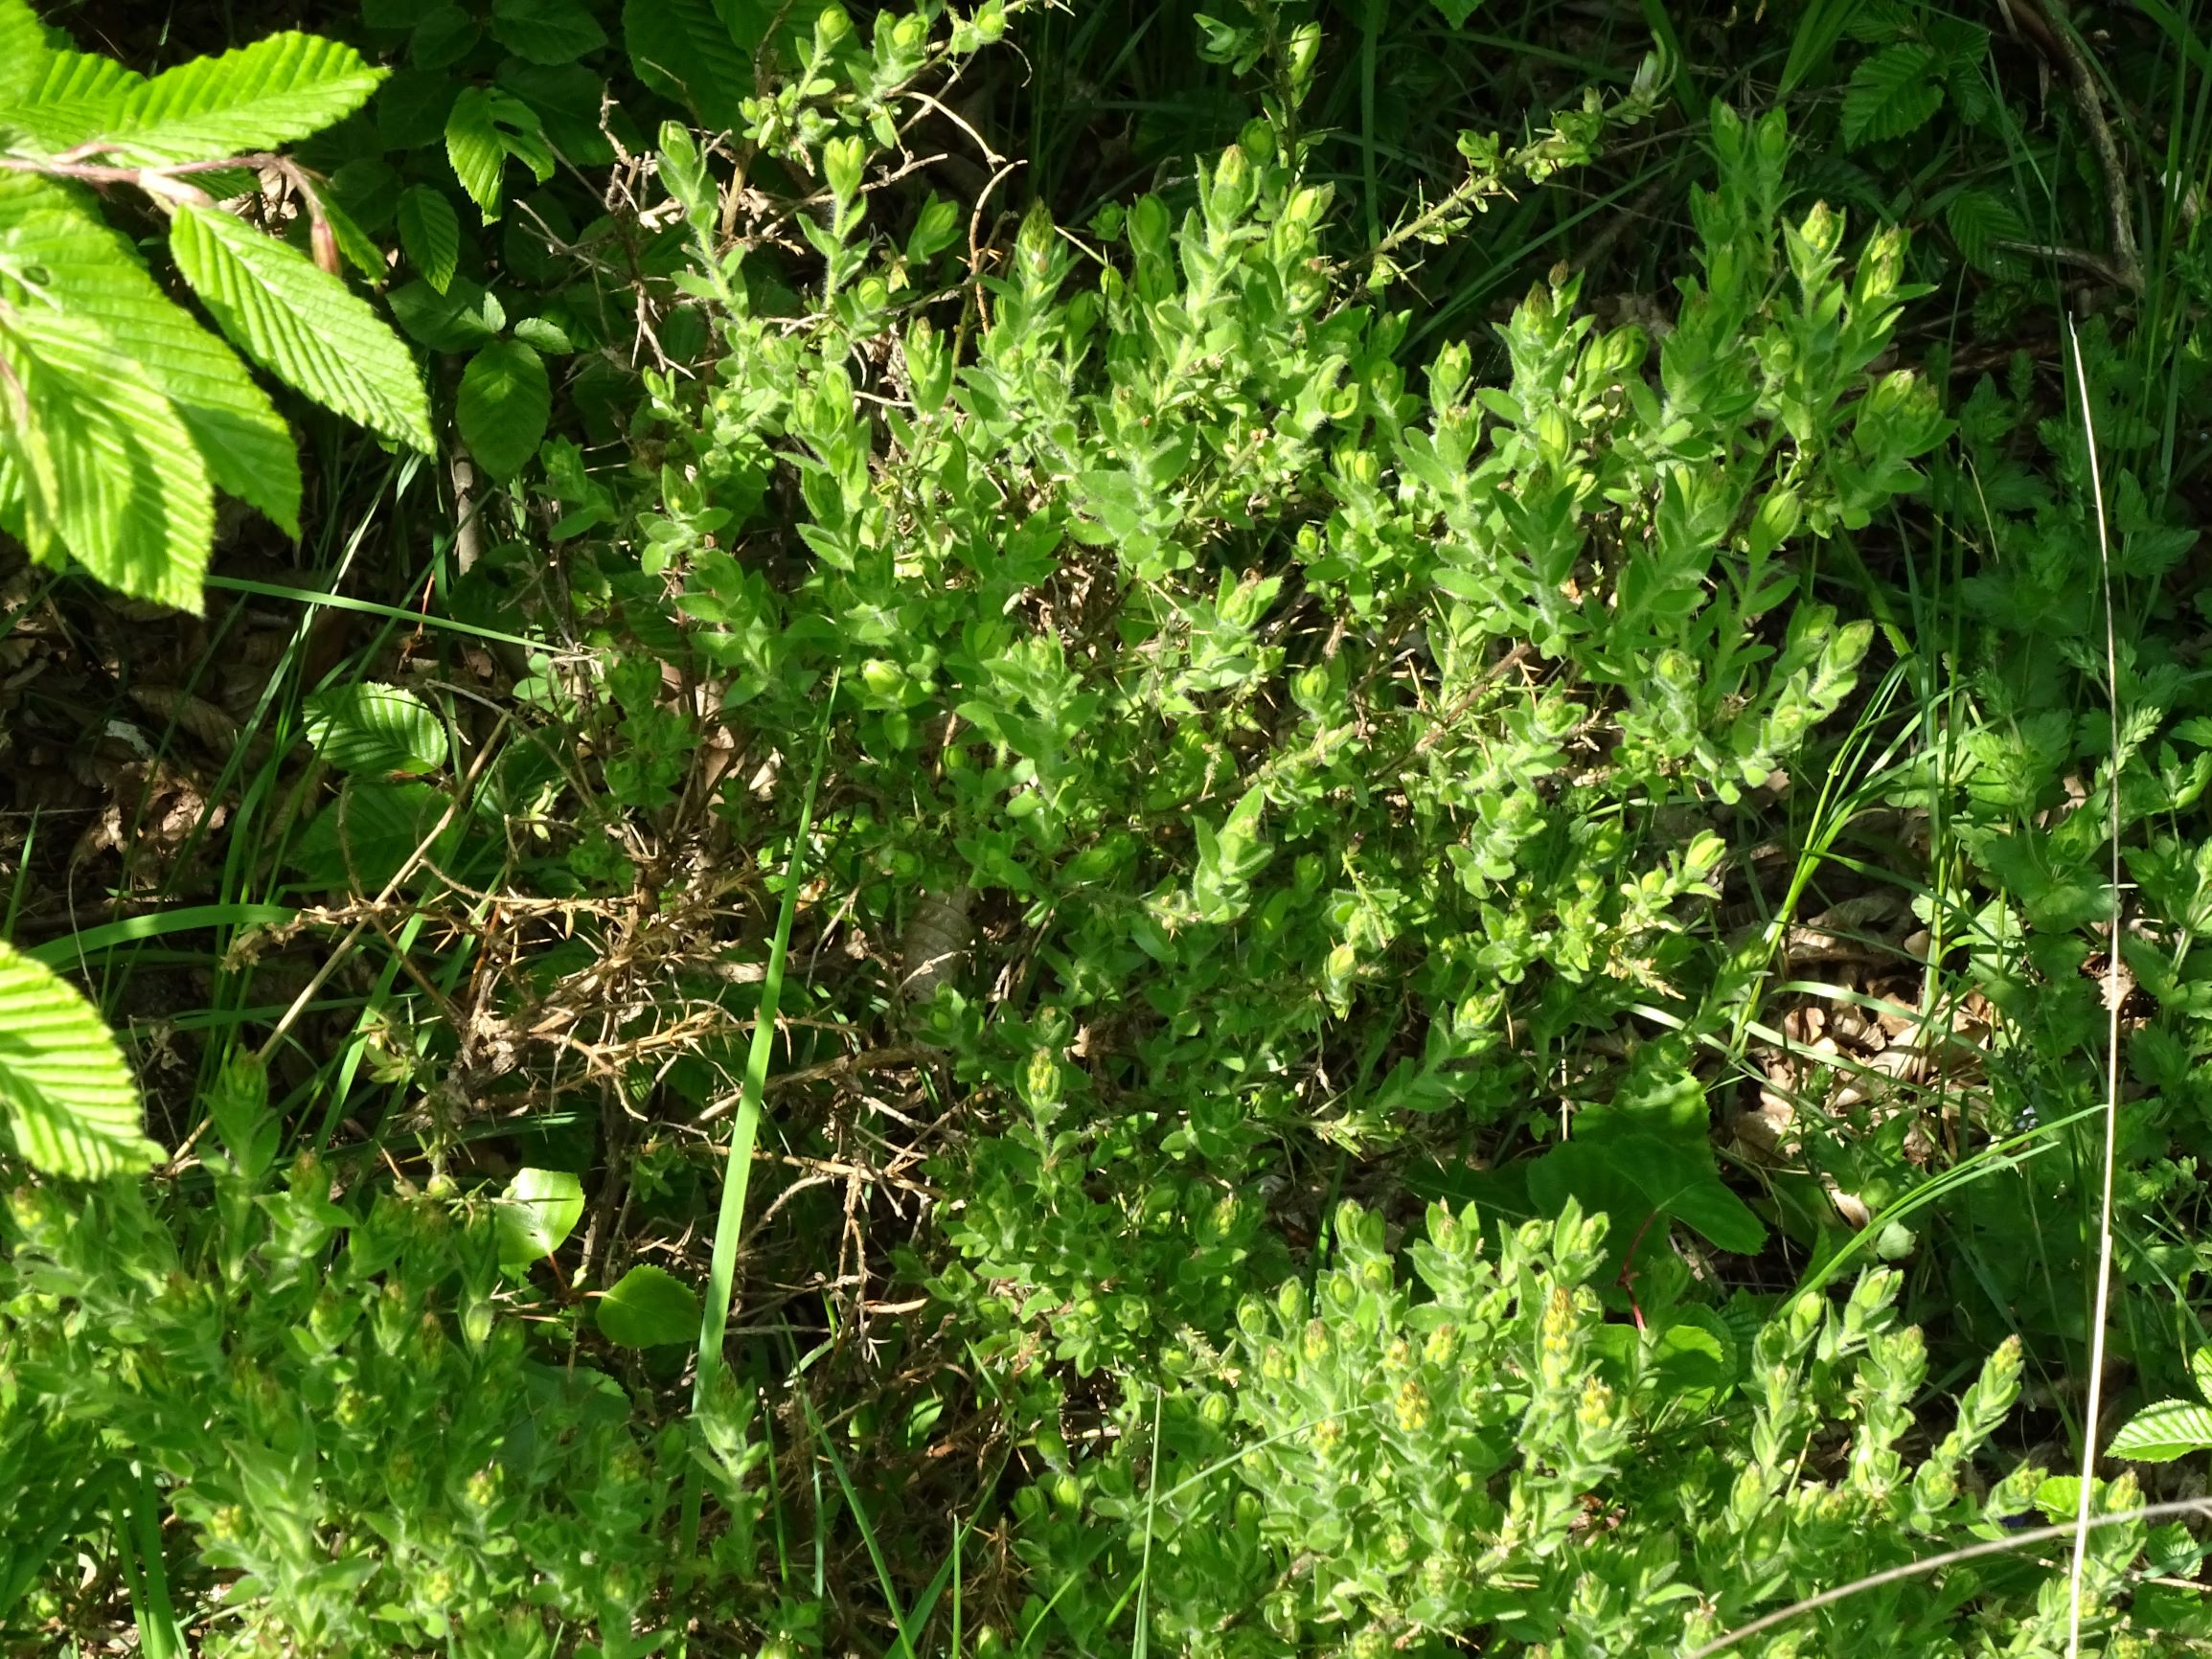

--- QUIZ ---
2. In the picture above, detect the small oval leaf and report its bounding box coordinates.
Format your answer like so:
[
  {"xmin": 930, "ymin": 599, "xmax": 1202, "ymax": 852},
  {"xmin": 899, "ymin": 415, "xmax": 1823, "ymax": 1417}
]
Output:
[
  {"xmin": 496, "ymin": 1166, "xmax": 584, "ymax": 1268},
  {"xmin": 457, "ymin": 338, "xmax": 550, "ymax": 480},
  {"xmin": 596, "ymin": 1263, "xmax": 701, "ymax": 1347}
]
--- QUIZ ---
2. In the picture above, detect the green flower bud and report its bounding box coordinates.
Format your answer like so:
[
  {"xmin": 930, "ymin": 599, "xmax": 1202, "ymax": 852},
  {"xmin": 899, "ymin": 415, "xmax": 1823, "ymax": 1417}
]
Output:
[
  {"xmin": 464, "ymin": 1466, "xmax": 499, "ymax": 1511},
  {"xmin": 1395, "ymin": 1378, "xmax": 1430, "ymax": 1434},
  {"xmin": 1303, "ymin": 1318, "xmax": 1331, "ymax": 1363},
  {"xmin": 334, "ymin": 1386, "xmax": 372, "ymax": 1430}
]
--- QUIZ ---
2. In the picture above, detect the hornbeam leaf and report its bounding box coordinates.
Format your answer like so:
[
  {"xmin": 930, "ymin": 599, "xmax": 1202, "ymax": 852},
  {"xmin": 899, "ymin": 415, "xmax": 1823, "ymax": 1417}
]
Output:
[
  {"xmin": 0, "ymin": 940, "xmax": 160, "ymax": 1179},
  {"xmin": 0, "ymin": 172, "xmax": 300, "ymax": 534},
  {"xmin": 171, "ymin": 203, "xmax": 434, "ymax": 452},
  {"xmin": 0, "ymin": 306, "xmax": 215, "ymax": 612},
  {"xmin": 490, "ymin": 0, "xmax": 607, "ymax": 65},
  {"xmin": 0, "ymin": 0, "xmax": 49, "ymax": 105},
  {"xmin": 0, "ymin": 50, "xmax": 146, "ymax": 150},
  {"xmin": 396, "ymin": 183, "xmax": 460, "ymax": 292},
  {"xmin": 623, "ymin": 0, "xmax": 746, "ymax": 133},
  {"xmin": 103, "ymin": 33, "xmax": 388, "ymax": 164},
  {"xmin": 1840, "ymin": 43, "xmax": 1942, "ymax": 150},
  {"xmin": 445, "ymin": 85, "xmax": 552, "ymax": 223},
  {"xmin": 2109, "ymin": 1398, "xmax": 2212, "ymax": 1463}
]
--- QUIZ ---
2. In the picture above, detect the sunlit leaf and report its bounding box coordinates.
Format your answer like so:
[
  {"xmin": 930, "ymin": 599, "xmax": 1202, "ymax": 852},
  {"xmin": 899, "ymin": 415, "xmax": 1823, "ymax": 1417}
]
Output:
[
  {"xmin": 0, "ymin": 939, "xmax": 160, "ymax": 1179},
  {"xmin": 496, "ymin": 1167, "xmax": 585, "ymax": 1268},
  {"xmin": 596, "ymin": 1263, "xmax": 702, "ymax": 1347},
  {"xmin": 304, "ymin": 683, "xmax": 449, "ymax": 775}
]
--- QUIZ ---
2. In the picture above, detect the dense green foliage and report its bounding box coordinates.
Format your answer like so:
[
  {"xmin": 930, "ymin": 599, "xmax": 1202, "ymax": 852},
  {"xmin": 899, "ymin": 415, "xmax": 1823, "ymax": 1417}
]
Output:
[{"xmin": 3, "ymin": 0, "xmax": 2212, "ymax": 1652}]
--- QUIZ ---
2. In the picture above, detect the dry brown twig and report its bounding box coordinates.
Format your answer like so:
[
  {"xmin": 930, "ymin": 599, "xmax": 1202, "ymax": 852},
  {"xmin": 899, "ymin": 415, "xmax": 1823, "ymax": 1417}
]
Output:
[{"xmin": 1992, "ymin": 0, "xmax": 2143, "ymax": 291}]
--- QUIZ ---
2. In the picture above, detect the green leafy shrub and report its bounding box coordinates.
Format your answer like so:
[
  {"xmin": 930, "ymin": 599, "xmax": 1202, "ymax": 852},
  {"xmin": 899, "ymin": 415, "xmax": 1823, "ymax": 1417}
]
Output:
[
  {"xmin": 0, "ymin": 1056, "xmax": 772, "ymax": 1654},
  {"xmin": 8, "ymin": 0, "xmax": 2211, "ymax": 1649},
  {"xmin": 589, "ymin": 80, "xmax": 1948, "ymax": 1383},
  {"xmin": 1012, "ymin": 1198, "xmax": 2180, "ymax": 1657}
]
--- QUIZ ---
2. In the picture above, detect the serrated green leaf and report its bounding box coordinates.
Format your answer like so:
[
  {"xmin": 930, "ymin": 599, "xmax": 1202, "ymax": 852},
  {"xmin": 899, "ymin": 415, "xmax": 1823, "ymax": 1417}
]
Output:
[
  {"xmin": 497, "ymin": 1166, "xmax": 585, "ymax": 1267},
  {"xmin": 498, "ymin": 58, "xmax": 614, "ymax": 164},
  {"xmin": 170, "ymin": 203, "xmax": 433, "ymax": 451},
  {"xmin": 376, "ymin": 65, "xmax": 459, "ymax": 148},
  {"xmin": 0, "ymin": 938, "xmax": 161, "ymax": 1179},
  {"xmin": 396, "ymin": 184, "xmax": 460, "ymax": 291},
  {"xmin": 289, "ymin": 780, "xmax": 463, "ymax": 889},
  {"xmin": 1428, "ymin": 0, "xmax": 1485, "ymax": 24},
  {"xmin": 511, "ymin": 314, "xmax": 572, "ymax": 353},
  {"xmin": 0, "ymin": 52, "xmax": 146, "ymax": 151},
  {"xmin": 624, "ymin": 0, "xmax": 747, "ymax": 133},
  {"xmin": 0, "ymin": 172, "xmax": 300, "ymax": 534},
  {"xmin": 2109, "ymin": 1398, "xmax": 2212, "ymax": 1462},
  {"xmin": 388, "ymin": 275, "xmax": 505, "ymax": 351},
  {"xmin": 445, "ymin": 85, "xmax": 553, "ymax": 223},
  {"xmin": 596, "ymin": 1263, "xmax": 702, "ymax": 1347},
  {"xmin": 412, "ymin": 6, "xmax": 481, "ymax": 69},
  {"xmin": 0, "ymin": 0, "xmax": 50, "ymax": 104},
  {"xmin": 94, "ymin": 33, "xmax": 387, "ymax": 164},
  {"xmin": 1840, "ymin": 43, "xmax": 1943, "ymax": 149},
  {"xmin": 1943, "ymin": 187, "xmax": 2028, "ymax": 277},
  {"xmin": 327, "ymin": 158, "xmax": 400, "ymax": 233},
  {"xmin": 492, "ymin": 0, "xmax": 608, "ymax": 64},
  {"xmin": 305, "ymin": 682, "xmax": 449, "ymax": 774},
  {"xmin": 2192, "ymin": 1346, "xmax": 2212, "ymax": 1404},
  {"xmin": 0, "ymin": 306, "xmax": 214, "ymax": 612},
  {"xmin": 444, "ymin": 87, "xmax": 504, "ymax": 220},
  {"xmin": 318, "ymin": 196, "xmax": 387, "ymax": 285},
  {"xmin": 457, "ymin": 339, "xmax": 550, "ymax": 479}
]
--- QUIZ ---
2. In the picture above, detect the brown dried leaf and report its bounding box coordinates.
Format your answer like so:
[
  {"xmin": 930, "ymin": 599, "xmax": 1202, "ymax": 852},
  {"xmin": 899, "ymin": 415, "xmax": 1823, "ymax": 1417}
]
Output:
[{"xmin": 130, "ymin": 685, "xmax": 240, "ymax": 751}]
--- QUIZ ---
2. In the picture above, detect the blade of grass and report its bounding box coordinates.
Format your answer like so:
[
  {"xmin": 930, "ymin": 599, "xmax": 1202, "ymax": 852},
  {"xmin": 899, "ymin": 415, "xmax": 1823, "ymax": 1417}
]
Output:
[
  {"xmin": 795, "ymin": 1388, "xmax": 927, "ymax": 1659},
  {"xmin": 1358, "ymin": 0, "xmax": 1383, "ymax": 251},
  {"xmin": 680, "ymin": 670, "xmax": 841, "ymax": 1559},
  {"xmin": 2063, "ymin": 310, "xmax": 2125, "ymax": 1659},
  {"xmin": 1132, "ymin": 1384, "xmax": 1164, "ymax": 1659},
  {"xmin": 201, "ymin": 574, "xmax": 541, "ymax": 651},
  {"xmin": 115, "ymin": 1464, "xmax": 184, "ymax": 1659},
  {"xmin": 2, "ymin": 810, "xmax": 34, "ymax": 941},
  {"xmin": 20, "ymin": 904, "xmax": 298, "ymax": 968}
]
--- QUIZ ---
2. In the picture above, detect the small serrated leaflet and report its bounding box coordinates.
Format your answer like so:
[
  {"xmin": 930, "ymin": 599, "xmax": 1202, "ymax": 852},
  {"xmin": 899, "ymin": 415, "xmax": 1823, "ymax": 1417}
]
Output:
[{"xmin": 397, "ymin": 184, "xmax": 461, "ymax": 291}]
